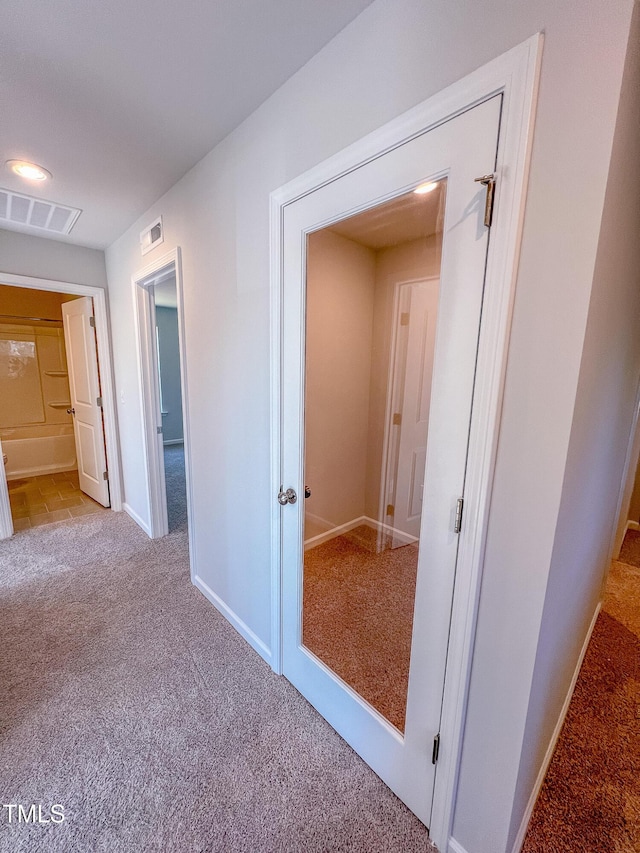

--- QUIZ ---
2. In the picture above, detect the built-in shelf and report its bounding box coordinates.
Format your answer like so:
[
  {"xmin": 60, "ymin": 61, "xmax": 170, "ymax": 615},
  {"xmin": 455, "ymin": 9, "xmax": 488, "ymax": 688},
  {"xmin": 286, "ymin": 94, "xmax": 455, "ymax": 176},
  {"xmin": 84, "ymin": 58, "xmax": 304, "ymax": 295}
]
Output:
[
  {"xmin": 44, "ymin": 370, "xmax": 68, "ymax": 377},
  {"xmin": 48, "ymin": 401, "xmax": 72, "ymax": 409}
]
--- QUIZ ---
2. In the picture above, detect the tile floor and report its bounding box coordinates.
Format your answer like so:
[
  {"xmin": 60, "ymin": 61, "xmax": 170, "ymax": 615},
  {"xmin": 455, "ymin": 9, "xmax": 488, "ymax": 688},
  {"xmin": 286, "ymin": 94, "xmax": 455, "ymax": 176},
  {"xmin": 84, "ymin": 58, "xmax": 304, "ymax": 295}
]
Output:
[{"xmin": 8, "ymin": 469, "xmax": 106, "ymax": 530}]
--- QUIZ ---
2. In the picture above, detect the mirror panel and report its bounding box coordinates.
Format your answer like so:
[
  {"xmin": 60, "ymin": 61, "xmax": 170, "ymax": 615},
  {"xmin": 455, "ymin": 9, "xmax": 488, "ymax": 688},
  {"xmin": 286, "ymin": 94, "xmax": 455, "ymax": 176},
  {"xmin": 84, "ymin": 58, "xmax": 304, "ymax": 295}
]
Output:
[{"xmin": 302, "ymin": 181, "xmax": 447, "ymax": 732}]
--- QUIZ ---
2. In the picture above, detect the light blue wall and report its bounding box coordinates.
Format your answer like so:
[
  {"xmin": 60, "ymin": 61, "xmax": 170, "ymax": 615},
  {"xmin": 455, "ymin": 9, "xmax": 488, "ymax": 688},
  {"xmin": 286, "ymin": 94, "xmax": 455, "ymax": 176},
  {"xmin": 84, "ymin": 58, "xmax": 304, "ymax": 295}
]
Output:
[{"xmin": 155, "ymin": 305, "xmax": 183, "ymax": 443}]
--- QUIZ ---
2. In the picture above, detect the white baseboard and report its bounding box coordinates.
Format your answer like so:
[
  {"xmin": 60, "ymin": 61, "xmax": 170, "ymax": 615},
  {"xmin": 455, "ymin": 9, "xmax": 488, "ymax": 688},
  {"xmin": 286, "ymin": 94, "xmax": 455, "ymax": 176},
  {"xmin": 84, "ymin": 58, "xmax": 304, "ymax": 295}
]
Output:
[
  {"xmin": 304, "ymin": 514, "xmax": 419, "ymax": 551},
  {"xmin": 303, "ymin": 511, "xmax": 334, "ymax": 534},
  {"xmin": 7, "ymin": 461, "xmax": 76, "ymax": 481},
  {"xmin": 448, "ymin": 839, "xmax": 470, "ymax": 853},
  {"xmin": 123, "ymin": 501, "xmax": 152, "ymax": 538},
  {"xmin": 163, "ymin": 438, "xmax": 184, "ymax": 446},
  {"xmin": 626, "ymin": 520, "xmax": 640, "ymax": 532},
  {"xmin": 369, "ymin": 515, "xmax": 419, "ymax": 546},
  {"xmin": 193, "ymin": 574, "xmax": 272, "ymax": 665},
  {"xmin": 510, "ymin": 602, "xmax": 602, "ymax": 853},
  {"xmin": 304, "ymin": 515, "xmax": 368, "ymax": 550}
]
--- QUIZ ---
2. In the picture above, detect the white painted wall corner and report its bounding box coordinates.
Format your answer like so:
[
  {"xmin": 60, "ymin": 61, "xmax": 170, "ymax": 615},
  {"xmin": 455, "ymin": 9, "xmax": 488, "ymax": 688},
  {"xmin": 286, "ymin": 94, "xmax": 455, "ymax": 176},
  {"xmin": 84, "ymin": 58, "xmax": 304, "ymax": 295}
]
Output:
[
  {"xmin": 193, "ymin": 573, "xmax": 272, "ymax": 665},
  {"xmin": 123, "ymin": 501, "xmax": 153, "ymax": 538}
]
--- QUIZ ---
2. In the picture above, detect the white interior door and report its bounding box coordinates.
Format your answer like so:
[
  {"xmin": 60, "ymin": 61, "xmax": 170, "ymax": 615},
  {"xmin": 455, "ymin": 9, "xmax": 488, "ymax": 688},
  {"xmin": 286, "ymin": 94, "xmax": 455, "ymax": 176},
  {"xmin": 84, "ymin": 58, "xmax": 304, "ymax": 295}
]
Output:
[
  {"xmin": 388, "ymin": 278, "xmax": 439, "ymax": 546},
  {"xmin": 280, "ymin": 95, "xmax": 502, "ymax": 826},
  {"xmin": 62, "ymin": 297, "xmax": 110, "ymax": 507}
]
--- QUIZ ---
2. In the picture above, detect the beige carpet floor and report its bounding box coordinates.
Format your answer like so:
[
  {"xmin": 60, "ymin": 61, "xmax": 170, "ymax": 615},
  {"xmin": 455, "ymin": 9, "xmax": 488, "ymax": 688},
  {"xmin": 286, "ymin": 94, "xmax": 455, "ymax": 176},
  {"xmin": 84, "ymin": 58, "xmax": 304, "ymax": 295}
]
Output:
[
  {"xmin": 303, "ymin": 526, "xmax": 418, "ymax": 732},
  {"xmin": 522, "ymin": 537, "xmax": 640, "ymax": 853},
  {"xmin": 0, "ymin": 510, "xmax": 435, "ymax": 852}
]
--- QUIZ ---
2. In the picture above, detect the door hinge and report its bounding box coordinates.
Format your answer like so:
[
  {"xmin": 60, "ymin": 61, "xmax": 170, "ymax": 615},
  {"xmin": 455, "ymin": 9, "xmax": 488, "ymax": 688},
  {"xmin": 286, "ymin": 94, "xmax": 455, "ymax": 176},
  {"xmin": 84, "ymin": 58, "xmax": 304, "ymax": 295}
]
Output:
[
  {"xmin": 386, "ymin": 504, "xmax": 395, "ymax": 517},
  {"xmin": 474, "ymin": 173, "xmax": 496, "ymax": 227},
  {"xmin": 454, "ymin": 498, "xmax": 464, "ymax": 534},
  {"xmin": 96, "ymin": 396, "xmax": 103, "ymax": 407},
  {"xmin": 392, "ymin": 413, "xmax": 402, "ymax": 426},
  {"xmin": 400, "ymin": 312, "xmax": 410, "ymax": 326},
  {"xmin": 89, "ymin": 316, "xmax": 96, "ymax": 328},
  {"xmin": 157, "ymin": 425, "xmax": 163, "ymax": 434},
  {"xmin": 103, "ymin": 471, "xmax": 109, "ymax": 481},
  {"xmin": 432, "ymin": 733, "xmax": 441, "ymax": 764}
]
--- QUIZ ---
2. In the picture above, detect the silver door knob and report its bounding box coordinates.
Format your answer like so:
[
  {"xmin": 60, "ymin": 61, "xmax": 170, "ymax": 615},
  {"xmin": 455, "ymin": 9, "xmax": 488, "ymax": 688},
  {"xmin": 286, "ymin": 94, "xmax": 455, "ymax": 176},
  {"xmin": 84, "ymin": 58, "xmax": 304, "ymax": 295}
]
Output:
[
  {"xmin": 278, "ymin": 488, "xmax": 297, "ymax": 505},
  {"xmin": 67, "ymin": 407, "xmax": 75, "ymax": 415}
]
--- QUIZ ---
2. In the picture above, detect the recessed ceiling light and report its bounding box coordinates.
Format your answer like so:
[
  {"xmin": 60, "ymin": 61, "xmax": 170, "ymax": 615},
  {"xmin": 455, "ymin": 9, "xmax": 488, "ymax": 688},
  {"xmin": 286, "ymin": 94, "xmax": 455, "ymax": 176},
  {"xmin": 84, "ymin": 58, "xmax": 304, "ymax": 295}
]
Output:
[
  {"xmin": 414, "ymin": 181, "xmax": 439, "ymax": 195},
  {"xmin": 6, "ymin": 160, "xmax": 52, "ymax": 182}
]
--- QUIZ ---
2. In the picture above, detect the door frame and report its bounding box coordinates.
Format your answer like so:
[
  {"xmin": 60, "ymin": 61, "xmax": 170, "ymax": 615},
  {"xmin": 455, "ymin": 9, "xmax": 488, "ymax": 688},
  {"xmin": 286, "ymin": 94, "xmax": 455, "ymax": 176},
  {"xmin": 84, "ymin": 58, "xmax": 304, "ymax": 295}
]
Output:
[
  {"xmin": 131, "ymin": 248, "xmax": 194, "ymax": 556},
  {"xmin": 269, "ymin": 34, "xmax": 542, "ymax": 850},
  {"xmin": 0, "ymin": 270, "xmax": 123, "ymax": 517}
]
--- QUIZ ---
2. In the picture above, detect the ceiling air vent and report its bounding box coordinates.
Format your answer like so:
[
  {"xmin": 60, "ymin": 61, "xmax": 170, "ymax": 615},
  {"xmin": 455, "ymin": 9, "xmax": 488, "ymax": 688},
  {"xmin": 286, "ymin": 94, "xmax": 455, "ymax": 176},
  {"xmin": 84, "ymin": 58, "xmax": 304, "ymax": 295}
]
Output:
[{"xmin": 0, "ymin": 187, "xmax": 81, "ymax": 235}]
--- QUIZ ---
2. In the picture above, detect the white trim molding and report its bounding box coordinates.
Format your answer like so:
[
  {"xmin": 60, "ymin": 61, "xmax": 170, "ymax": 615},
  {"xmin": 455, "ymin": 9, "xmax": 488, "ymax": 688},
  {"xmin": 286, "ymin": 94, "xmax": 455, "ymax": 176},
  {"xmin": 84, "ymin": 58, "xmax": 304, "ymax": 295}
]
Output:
[
  {"xmin": 123, "ymin": 501, "xmax": 152, "ymax": 538},
  {"xmin": 131, "ymin": 249, "xmax": 196, "ymax": 577},
  {"xmin": 448, "ymin": 838, "xmax": 471, "ymax": 853},
  {"xmin": 0, "ymin": 270, "xmax": 123, "ymax": 513},
  {"xmin": 510, "ymin": 603, "xmax": 601, "ymax": 853},
  {"xmin": 303, "ymin": 515, "xmax": 418, "ymax": 551},
  {"xmin": 270, "ymin": 33, "xmax": 542, "ymax": 852},
  {"xmin": 193, "ymin": 573, "xmax": 272, "ymax": 664}
]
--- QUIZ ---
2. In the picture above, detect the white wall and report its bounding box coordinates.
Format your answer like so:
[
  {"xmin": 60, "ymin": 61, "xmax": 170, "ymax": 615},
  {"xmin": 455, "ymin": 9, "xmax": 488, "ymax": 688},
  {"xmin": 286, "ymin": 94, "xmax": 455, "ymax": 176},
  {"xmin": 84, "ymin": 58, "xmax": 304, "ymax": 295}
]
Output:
[
  {"xmin": 508, "ymin": 5, "xmax": 640, "ymax": 848},
  {"xmin": 0, "ymin": 229, "xmax": 107, "ymax": 289},
  {"xmin": 103, "ymin": 1, "xmax": 636, "ymax": 851}
]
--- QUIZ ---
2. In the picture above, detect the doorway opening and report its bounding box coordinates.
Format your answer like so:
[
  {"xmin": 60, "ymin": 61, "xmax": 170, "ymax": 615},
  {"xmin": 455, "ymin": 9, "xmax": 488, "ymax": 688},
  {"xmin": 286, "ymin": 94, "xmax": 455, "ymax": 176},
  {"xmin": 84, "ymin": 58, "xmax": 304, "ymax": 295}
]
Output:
[
  {"xmin": 132, "ymin": 249, "xmax": 193, "ymax": 552},
  {"xmin": 0, "ymin": 284, "xmax": 110, "ymax": 529},
  {"xmin": 154, "ymin": 274, "xmax": 188, "ymax": 533},
  {"xmin": 0, "ymin": 273, "xmax": 121, "ymax": 539}
]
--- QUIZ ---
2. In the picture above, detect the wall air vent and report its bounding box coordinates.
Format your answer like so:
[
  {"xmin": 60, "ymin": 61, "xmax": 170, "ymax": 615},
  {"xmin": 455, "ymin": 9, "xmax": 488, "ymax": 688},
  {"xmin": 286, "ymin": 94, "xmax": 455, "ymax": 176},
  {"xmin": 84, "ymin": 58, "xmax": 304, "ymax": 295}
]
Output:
[
  {"xmin": 140, "ymin": 216, "xmax": 164, "ymax": 256},
  {"xmin": 0, "ymin": 187, "xmax": 81, "ymax": 235}
]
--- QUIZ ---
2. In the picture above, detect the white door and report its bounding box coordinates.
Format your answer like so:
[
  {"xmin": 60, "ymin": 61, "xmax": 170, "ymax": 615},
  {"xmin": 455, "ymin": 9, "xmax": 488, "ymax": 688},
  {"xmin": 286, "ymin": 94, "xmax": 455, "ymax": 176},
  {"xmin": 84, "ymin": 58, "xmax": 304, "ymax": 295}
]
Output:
[
  {"xmin": 386, "ymin": 278, "xmax": 439, "ymax": 546},
  {"xmin": 280, "ymin": 96, "xmax": 502, "ymax": 825},
  {"xmin": 62, "ymin": 297, "xmax": 110, "ymax": 507}
]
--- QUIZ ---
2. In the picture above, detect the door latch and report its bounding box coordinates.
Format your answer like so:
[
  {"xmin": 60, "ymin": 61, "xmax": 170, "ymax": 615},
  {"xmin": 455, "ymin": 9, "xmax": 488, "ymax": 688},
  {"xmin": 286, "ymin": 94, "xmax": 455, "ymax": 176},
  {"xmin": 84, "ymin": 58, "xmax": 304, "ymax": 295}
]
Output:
[{"xmin": 278, "ymin": 487, "xmax": 297, "ymax": 505}]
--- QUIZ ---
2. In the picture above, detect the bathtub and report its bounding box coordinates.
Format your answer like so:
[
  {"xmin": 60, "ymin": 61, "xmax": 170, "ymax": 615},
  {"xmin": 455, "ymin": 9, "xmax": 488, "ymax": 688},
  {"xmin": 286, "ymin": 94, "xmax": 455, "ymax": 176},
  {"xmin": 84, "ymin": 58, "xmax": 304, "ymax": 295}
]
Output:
[{"xmin": 0, "ymin": 425, "xmax": 77, "ymax": 480}]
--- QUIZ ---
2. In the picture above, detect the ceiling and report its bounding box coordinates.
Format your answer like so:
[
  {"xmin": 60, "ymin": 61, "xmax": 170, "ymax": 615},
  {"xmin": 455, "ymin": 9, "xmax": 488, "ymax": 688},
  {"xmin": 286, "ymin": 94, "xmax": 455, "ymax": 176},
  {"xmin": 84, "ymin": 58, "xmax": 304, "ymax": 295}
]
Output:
[
  {"xmin": 1, "ymin": 0, "xmax": 375, "ymax": 250},
  {"xmin": 328, "ymin": 182, "xmax": 446, "ymax": 250}
]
